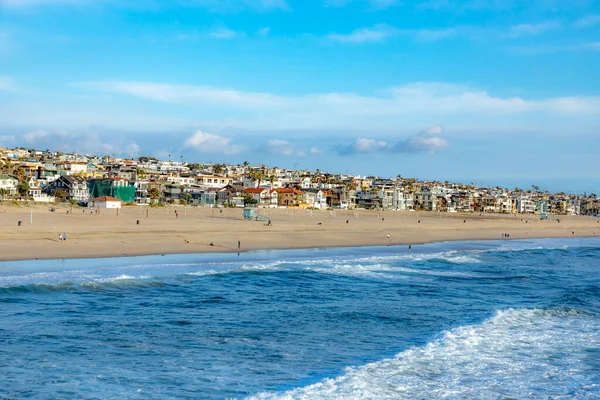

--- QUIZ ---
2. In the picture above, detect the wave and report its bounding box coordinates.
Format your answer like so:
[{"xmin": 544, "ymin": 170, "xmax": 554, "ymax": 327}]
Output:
[
  {"xmin": 249, "ymin": 308, "xmax": 600, "ymax": 400},
  {"xmin": 1, "ymin": 239, "xmax": 598, "ymax": 291}
]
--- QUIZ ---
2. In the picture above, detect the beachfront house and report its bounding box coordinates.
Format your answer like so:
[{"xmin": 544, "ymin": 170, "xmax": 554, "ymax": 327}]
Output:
[
  {"xmin": 273, "ymin": 187, "xmax": 303, "ymax": 207},
  {"xmin": 0, "ymin": 174, "xmax": 19, "ymax": 197},
  {"xmin": 91, "ymin": 196, "xmax": 122, "ymax": 209},
  {"xmin": 43, "ymin": 175, "xmax": 90, "ymax": 202},
  {"xmin": 243, "ymin": 188, "xmax": 271, "ymax": 205}
]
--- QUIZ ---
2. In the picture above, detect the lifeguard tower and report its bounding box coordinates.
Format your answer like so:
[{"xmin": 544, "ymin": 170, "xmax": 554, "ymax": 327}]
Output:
[{"xmin": 243, "ymin": 206, "xmax": 271, "ymax": 224}]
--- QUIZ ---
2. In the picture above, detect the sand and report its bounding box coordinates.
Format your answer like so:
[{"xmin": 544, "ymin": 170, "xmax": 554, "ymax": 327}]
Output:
[{"xmin": 0, "ymin": 203, "xmax": 598, "ymax": 261}]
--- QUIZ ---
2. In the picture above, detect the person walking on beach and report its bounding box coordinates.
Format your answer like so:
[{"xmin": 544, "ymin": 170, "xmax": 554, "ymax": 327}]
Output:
[
  {"xmin": 408, "ymin": 244, "xmax": 412, "ymax": 253},
  {"xmin": 58, "ymin": 233, "xmax": 63, "ymax": 242}
]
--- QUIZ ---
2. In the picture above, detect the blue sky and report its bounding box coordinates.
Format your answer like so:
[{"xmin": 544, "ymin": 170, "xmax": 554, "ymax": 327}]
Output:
[{"xmin": 0, "ymin": 0, "xmax": 599, "ymax": 193}]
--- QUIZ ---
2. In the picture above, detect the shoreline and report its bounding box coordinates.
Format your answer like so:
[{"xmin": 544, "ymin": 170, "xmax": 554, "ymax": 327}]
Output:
[
  {"xmin": 1, "ymin": 203, "xmax": 598, "ymax": 262},
  {"xmin": 1, "ymin": 233, "xmax": 599, "ymax": 264}
]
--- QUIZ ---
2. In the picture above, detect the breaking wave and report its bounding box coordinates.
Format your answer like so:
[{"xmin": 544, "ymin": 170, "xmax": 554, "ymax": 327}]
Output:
[{"xmin": 250, "ymin": 308, "xmax": 600, "ymax": 400}]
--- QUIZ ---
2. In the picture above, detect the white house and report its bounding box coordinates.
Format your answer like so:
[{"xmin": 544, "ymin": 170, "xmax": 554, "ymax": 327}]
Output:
[
  {"xmin": 196, "ymin": 175, "xmax": 234, "ymax": 188},
  {"xmin": 91, "ymin": 196, "xmax": 122, "ymax": 209},
  {"xmin": 0, "ymin": 174, "xmax": 19, "ymax": 196}
]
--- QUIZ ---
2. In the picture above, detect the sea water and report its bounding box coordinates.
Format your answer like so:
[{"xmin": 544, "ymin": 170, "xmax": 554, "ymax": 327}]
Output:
[{"xmin": 1, "ymin": 238, "xmax": 599, "ymax": 399}]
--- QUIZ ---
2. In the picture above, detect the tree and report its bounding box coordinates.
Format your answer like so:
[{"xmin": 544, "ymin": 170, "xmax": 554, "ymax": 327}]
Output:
[
  {"xmin": 0, "ymin": 188, "xmax": 7, "ymax": 200},
  {"xmin": 180, "ymin": 192, "xmax": 192, "ymax": 204},
  {"xmin": 243, "ymin": 160, "xmax": 249, "ymax": 167},
  {"xmin": 148, "ymin": 187, "xmax": 161, "ymax": 202},
  {"xmin": 242, "ymin": 193, "xmax": 258, "ymax": 206},
  {"xmin": 249, "ymin": 170, "xmax": 265, "ymax": 188},
  {"xmin": 54, "ymin": 189, "xmax": 69, "ymax": 203},
  {"xmin": 17, "ymin": 181, "xmax": 30, "ymax": 197},
  {"xmin": 135, "ymin": 168, "xmax": 147, "ymax": 179},
  {"xmin": 213, "ymin": 163, "xmax": 225, "ymax": 175}
]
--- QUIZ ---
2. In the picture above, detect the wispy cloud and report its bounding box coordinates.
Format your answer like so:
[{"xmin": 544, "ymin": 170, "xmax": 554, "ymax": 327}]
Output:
[
  {"xmin": 1, "ymin": 0, "xmax": 291, "ymax": 12},
  {"xmin": 0, "ymin": 76, "xmax": 17, "ymax": 91},
  {"xmin": 256, "ymin": 27, "xmax": 271, "ymax": 36},
  {"xmin": 326, "ymin": 20, "xmax": 559, "ymax": 45},
  {"xmin": 324, "ymin": 0, "xmax": 400, "ymax": 10},
  {"xmin": 574, "ymin": 14, "xmax": 600, "ymax": 28},
  {"xmin": 264, "ymin": 139, "xmax": 320, "ymax": 157},
  {"xmin": 184, "ymin": 130, "xmax": 245, "ymax": 154},
  {"xmin": 510, "ymin": 42, "xmax": 600, "ymax": 55},
  {"xmin": 340, "ymin": 138, "xmax": 391, "ymax": 154},
  {"xmin": 417, "ymin": 0, "xmax": 589, "ymax": 12},
  {"xmin": 506, "ymin": 21, "xmax": 560, "ymax": 38},
  {"xmin": 327, "ymin": 24, "xmax": 455, "ymax": 44},
  {"xmin": 209, "ymin": 28, "xmax": 243, "ymax": 39},
  {"xmin": 16, "ymin": 128, "xmax": 141, "ymax": 157},
  {"xmin": 326, "ymin": 24, "xmax": 395, "ymax": 43},
  {"xmin": 73, "ymin": 80, "xmax": 600, "ymax": 132}
]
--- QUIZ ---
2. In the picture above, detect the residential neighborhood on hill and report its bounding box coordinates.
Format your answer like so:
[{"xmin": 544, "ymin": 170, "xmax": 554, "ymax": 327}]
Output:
[{"xmin": 0, "ymin": 146, "xmax": 598, "ymax": 216}]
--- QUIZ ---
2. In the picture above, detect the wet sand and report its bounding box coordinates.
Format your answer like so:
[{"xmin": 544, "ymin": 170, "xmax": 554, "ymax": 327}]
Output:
[{"xmin": 0, "ymin": 203, "xmax": 598, "ymax": 261}]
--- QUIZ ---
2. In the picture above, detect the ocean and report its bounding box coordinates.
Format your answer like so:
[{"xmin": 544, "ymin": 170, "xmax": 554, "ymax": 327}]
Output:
[{"xmin": 1, "ymin": 238, "xmax": 599, "ymax": 399}]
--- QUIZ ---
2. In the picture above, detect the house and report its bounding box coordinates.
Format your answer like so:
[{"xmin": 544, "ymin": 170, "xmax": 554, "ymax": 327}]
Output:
[
  {"xmin": 303, "ymin": 189, "xmax": 328, "ymax": 209},
  {"xmin": 43, "ymin": 175, "xmax": 90, "ymax": 202},
  {"xmin": 243, "ymin": 188, "xmax": 270, "ymax": 205},
  {"xmin": 0, "ymin": 174, "xmax": 19, "ymax": 197},
  {"xmin": 91, "ymin": 196, "xmax": 122, "ymax": 209},
  {"xmin": 273, "ymin": 187, "xmax": 303, "ymax": 207},
  {"xmin": 217, "ymin": 184, "xmax": 245, "ymax": 206}
]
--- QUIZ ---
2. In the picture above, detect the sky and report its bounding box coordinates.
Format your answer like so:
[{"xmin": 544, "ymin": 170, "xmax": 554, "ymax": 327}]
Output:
[{"xmin": 0, "ymin": 0, "xmax": 599, "ymax": 193}]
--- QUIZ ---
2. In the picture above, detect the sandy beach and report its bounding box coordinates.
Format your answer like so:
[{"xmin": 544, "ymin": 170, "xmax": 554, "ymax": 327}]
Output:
[{"xmin": 0, "ymin": 203, "xmax": 598, "ymax": 261}]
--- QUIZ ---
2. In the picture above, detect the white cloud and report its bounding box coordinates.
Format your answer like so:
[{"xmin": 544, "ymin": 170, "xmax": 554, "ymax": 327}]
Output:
[
  {"xmin": 392, "ymin": 124, "xmax": 448, "ymax": 153},
  {"xmin": 327, "ymin": 24, "xmax": 394, "ymax": 43},
  {"xmin": 326, "ymin": 24, "xmax": 457, "ymax": 44},
  {"xmin": 340, "ymin": 125, "xmax": 448, "ymax": 155},
  {"xmin": 310, "ymin": 146, "xmax": 324, "ymax": 155},
  {"xmin": 510, "ymin": 42, "xmax": 600, "ymax": 55},
  {"xmin": 266, "ymin": 139, "xmax": 295, "ymax": 155},
  {"xmin": 574, "ymin": 15, "xmax": 600, "ymax": 28},
  {"xmin": 324, "ymin": 0, "xmax": 400, "ymax": 9},
  {"xmin": 184, "ymin": 130, "xmax": 244, "ymax": 154},
  {"xmin": 257, "ymin": 27, "xmax": 271, "ymax": 36},
  {"xmin": 421, "ymin": 125, "xmax": 444, "ymax": 135},
  {"xmin": 506, "ymin": 21, "xmax": 560, "ymax": 38},
  {"xmin": 74, "ymin": 80, "xmax": 600, "ymax": 131},
  {"xmin": 209, "ymin": 28, "xmax": 242, "ymax": 39},
  {"xmin": 265, "ymin": 139, "xmax": 317, "ymax": 156},
  {"xmin": 351, "ymin": 138, "xmax": 391, "ymax": 153},
  {"xmin": 1, "ymin": 0, "xmax": 291, "ymax": 11},
  {"xmin": 125, "ymin": 142, "xmax": 141, "ymax": 157},
  {"xmin": 395, "ymin": 136, "xmax": 448, "ymax": 153},
  {"xmin": 0, "ymin": 76, "xmax": 17, "ymax": 91}
]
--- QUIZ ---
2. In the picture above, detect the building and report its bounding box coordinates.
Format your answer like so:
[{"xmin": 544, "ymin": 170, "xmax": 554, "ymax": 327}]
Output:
[
  {"xmin": 91, "ymin": 196, "xmax": 122, "ymax": 209},
  {"xmin": 43, "ymin": 175, "xmax": 90, "ymax": 202},
  {"xmin": 0, "ymin": 174, "xmax": 19, "ymax": 197}
]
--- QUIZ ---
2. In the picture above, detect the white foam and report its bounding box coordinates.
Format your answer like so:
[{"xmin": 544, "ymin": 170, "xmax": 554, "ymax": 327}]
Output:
[{"xmin": 250, "ymin": 308, "xmax": 600, "ymax": 400}]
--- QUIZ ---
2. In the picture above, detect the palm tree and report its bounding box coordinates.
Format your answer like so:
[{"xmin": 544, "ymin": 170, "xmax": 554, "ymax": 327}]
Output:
[
  {"xmin": 251, "ymin": 171, "xmax": 265, "ymax": 188},
  {"xmin": 268, "ymin": 174, "xmax": 276, "ymax": 189}
]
